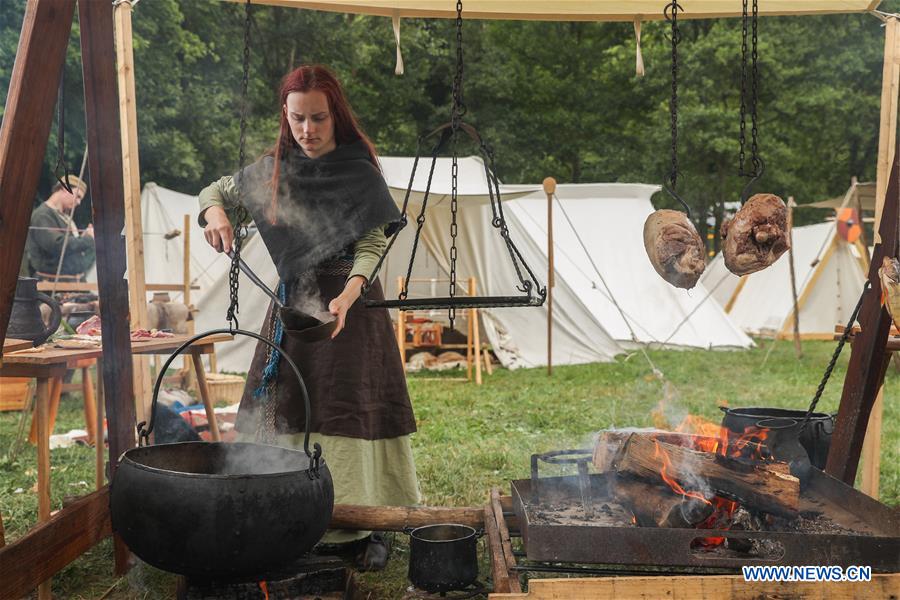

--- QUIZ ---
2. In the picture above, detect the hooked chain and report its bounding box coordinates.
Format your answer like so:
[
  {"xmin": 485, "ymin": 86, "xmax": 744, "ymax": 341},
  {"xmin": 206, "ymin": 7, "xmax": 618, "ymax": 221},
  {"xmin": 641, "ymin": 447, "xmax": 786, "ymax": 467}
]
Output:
[
  {"xmin": 739, "ymin": 0, "xmax": 760, "ymax": 178},
  {"xmin": 666, "ymin": 1, "xmax": 682, "ymax": 191},
  {"xmin": 227, "ymin": 0, "xmax": 253, "ymax": 329}
]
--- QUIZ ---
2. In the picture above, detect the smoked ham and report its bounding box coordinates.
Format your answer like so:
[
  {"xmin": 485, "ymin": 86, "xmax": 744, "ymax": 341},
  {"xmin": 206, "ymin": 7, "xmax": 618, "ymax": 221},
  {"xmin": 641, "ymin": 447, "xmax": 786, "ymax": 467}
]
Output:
[
  {"xmin": 643, "ymin": 209, "xmax": 706, "ymax": 289},
  {"xmin": 722, "ymin": 193, "xmax": 789, "ymax": 276}
]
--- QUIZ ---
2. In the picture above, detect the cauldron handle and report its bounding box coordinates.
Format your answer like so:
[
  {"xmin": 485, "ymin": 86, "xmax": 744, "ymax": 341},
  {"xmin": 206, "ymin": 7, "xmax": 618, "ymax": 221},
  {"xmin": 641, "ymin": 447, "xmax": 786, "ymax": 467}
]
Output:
[{"xmin": 137, "ymin": 328, "xmax": 323, "ymax": 476}]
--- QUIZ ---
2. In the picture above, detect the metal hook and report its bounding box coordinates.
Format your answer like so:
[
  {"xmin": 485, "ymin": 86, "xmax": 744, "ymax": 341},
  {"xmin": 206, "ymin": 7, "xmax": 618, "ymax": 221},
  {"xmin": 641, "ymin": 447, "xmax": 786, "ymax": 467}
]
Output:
[
  {"xmin": 740, "ymin": 156, "xmax": 766, "ymax": 204},
  {"xmin": 662, "ymin": 177, "xmax": 692, "ymax": 220}
]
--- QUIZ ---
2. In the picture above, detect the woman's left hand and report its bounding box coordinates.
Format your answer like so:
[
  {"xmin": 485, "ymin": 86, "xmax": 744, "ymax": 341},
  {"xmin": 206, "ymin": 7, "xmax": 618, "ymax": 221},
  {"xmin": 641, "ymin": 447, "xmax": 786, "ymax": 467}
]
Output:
[{"xmin": 328, "ymin": 276, "xmax": 365, "ymax": 339}]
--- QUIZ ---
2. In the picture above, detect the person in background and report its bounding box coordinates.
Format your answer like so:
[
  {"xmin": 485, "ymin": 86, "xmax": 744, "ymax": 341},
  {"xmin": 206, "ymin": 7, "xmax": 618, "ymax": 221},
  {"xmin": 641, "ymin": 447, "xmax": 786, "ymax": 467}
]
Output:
[{"xmin": 25, "ymin": 175, "xmax": 95, "ymax": 282}]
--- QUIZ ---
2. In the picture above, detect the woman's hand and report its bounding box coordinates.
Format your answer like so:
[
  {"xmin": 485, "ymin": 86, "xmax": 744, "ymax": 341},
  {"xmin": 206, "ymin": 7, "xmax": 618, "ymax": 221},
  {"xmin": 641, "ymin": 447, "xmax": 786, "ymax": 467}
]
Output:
[
  {"xmin": 203, "ymin": 206, "xmax": 234, "ymax": 253},
  {"xmin": 328, "ymin": 276, "xmax": 365, "ymax": 339}
]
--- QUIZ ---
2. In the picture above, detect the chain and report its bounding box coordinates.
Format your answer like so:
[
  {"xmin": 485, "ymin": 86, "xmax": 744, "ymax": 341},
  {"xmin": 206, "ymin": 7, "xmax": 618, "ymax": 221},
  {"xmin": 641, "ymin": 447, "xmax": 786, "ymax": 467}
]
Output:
[
  {"xmin": 226, "ymin": 0, "xmax": 253, "ymax": 330},
  {"xmin": 739, "ymin": 0, "xmax": 748, "ymax": 176},
  {"xmin": 665, "ymin": 1, "xmax": 682, "ymax": 192},
  {"xmin": 739, "ymin": 0, "xmax": 761, "ymax": 180},
  {"xmin": 447, "ymin": 0, "xmax": 464, "ymax": 328},
  {"xmin": 801, "ymin": 281, "xmax": 871, "ymax": 431},
  {"xmin": 53, "ymin": 67, "xmax": 73, "ymax": 194},
  {"xmin": 750, "ymin": 0, "xmax": 759, "ymax": 175}
]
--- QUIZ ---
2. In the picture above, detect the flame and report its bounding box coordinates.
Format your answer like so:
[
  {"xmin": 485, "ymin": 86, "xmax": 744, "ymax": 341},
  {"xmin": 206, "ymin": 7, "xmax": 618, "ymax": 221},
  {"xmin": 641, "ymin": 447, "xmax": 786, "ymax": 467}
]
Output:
[
  {"xmin": 652, "ymin": 440, "xmax": 711, "ymax": 506},
  {"xmin": 259, "ymin": 581, "xmax": 269, "ymax": 600},
  {"xmin": 693, "ymin": 496, "xmax": 739, "ymax": 549}
]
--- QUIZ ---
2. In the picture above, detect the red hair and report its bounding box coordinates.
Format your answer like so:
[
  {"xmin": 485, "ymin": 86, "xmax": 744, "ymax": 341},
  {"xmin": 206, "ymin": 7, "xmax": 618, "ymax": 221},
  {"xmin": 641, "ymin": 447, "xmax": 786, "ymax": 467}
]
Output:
[{"xmin": 267, "ymin": 65, "xmax": 378, "ymax": 223}]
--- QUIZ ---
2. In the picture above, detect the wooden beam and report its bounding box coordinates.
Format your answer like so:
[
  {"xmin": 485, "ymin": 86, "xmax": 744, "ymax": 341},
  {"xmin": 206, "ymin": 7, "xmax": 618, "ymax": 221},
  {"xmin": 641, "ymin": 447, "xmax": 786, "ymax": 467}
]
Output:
[
  {"xmin": 114, "ymin": 0, "xmax": 152, "ymax": 426},
  {"xmin": 37, "ymin": 282, "xmax": 200, "ymax": 292},
  {"xmin": 328, "ymin": 504, "xmax": 483, "ymax": 531},
  {"xmin": 0, "ymin": 488, "xmax": 112, "ymax": 600},
  {"xmin": 826, "ymin": 139, "xmax": 900, "ymax": 484},
  {"xmin": 80, "ymin": 0, "xmax": 136, "ymax": 472},
  {"xmin": 0, "ymin": 0, "xmax": 76, "ymax": 346},
  {"xmin": 860, "ymin": 388, "xmax": 883, "ymax": 498},
  {"xmin": 80, "ymin": 1, "xmax": 135, "ymax": 572},
  {"xmin": 875, "ymin": 17, "xmax": 900, "ymax": 243},
  {"xmin": 488, "ymin": 574, "xmax": 900, "ymax": 600},
  {"xmin": 491, "ymin": 489, "xmax": 521, "ymax": 593}
]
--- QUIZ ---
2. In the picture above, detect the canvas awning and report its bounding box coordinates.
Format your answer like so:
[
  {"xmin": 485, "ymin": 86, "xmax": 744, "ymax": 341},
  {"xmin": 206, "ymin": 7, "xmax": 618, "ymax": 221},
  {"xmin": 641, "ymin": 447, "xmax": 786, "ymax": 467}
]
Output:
[
  {"xmin": 801, "ymin": 181, "xmax": 876, "ymax": 211},
  {"xmin": 225, "ymin": 1, "xmax": 881, "ymax": 21}
]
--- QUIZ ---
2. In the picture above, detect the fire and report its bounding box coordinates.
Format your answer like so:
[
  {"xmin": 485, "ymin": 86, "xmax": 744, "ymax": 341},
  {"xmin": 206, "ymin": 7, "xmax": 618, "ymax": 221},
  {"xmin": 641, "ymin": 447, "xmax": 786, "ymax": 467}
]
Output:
[
  {"xmin": 652, "ymin": 440, "xmax": 711, "ymax": 506},
  {"xmin": 693, "ymin": 496, "xmax": 739, "ymax": 549},
  {"xmin": 259, "ymin": 581, "xmax": 269, "ymax": 600}
]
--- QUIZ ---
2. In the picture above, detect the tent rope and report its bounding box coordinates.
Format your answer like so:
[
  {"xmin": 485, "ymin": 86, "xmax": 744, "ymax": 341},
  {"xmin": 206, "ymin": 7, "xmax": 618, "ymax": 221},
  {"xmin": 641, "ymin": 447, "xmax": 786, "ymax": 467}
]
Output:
[{"xmin": 552, "ymin": 193, "xmax": 664, "ymax": 379}]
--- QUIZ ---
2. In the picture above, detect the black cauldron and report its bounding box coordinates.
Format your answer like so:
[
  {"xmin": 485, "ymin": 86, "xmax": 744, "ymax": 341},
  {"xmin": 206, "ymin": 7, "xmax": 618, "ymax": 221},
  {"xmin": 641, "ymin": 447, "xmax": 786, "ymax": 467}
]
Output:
[
  {"xmin": 720, "ymin": 406, "xmax": 834, "ymax": 470},
  {"xmin": 407, "ymin": 524, "xmax": 481, "ymax": 593},
  {"xmin": 110, "ymin": 328, "xmax": 334, "ymax": 581}
]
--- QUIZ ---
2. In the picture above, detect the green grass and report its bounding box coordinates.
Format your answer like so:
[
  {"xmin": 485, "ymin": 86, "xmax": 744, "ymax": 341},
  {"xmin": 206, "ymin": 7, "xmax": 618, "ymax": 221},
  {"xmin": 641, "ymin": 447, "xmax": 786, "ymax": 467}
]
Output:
[{"xmin": 1, "ymin": 339, "xmax": 896, "ymax": 598}]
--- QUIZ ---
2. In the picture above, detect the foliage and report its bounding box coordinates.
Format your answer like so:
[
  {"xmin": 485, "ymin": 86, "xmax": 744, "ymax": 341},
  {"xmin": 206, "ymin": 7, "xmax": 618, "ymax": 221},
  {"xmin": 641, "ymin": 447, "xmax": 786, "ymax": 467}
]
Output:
[{"xmin": 1, "ymin": 2, "xmax": 898, "ymax": 236}]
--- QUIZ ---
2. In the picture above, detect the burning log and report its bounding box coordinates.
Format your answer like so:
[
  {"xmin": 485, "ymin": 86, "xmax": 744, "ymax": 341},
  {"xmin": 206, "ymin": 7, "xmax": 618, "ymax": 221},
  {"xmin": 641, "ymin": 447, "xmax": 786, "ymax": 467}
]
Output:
[
  {"xmin": 643, "ymin": 209, "xmax": 706, "ymax": 289},
  {"xmin": 597, "ymin": 432, "xmax": 799, "ymax": 517},
  {"xmin": 610, "ymin": 476, "xmax": 714, "ymax": 528}
]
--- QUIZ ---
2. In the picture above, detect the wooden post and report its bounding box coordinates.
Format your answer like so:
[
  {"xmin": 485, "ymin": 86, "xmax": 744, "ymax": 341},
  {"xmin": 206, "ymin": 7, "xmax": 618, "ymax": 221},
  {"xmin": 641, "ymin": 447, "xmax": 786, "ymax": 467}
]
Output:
[
  {"xmin": 35, "ymin": 377, "xmax": 52, "ymax": 600},
  {"xmin": 470, "ymin": 277, "xmax": 482, "ymax": 385},
  {"xmin": 543, "ymin": 177, "xmax": 557, "ymax": 375},
  {"xmin": 852, "ymin": 16, "xmax": 900, "ymax": 493},
  {"xmin": 80, "ymin": 0, "xmax": 137, "ymax": 574},
  {"xmin": 786, "ymin": 197, "xmax": 802, "ymax": 358},
  {"xmin": 0, "ymin": 0, "xmax": 76, "ymax": 347},
  {"xmin": 95, "ymin": 358, "xmax": 105, "ymax": 490},
  {"xmin": 875, "ymin": 16, "xmax": 900, "ymax": 244},
  {"xmin": 81, "ymin": 366, "xmax": 97, "ymax": 445},
  {"xmin": 396, "ymin": 276, "xmax": 406, "ymax": 371},
  {"xmin": 114, "ymin": 0, "xmax": 152, "ymax": 425},
  {"xmin": 825, "ymin": 138, "xmax": 900, "ymax": 484}
]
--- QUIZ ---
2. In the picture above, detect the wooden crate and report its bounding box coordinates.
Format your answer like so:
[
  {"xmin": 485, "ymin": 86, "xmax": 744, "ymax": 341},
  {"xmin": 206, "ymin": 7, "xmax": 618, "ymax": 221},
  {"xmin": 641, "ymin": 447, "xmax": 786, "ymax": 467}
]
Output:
[
  {"xmin": 203, "ymin": 372, "xmax": 245, "ymax": 406},
  {"xmin": 0, "ymin": 377, "xmax": 31, "ymax": 411}
]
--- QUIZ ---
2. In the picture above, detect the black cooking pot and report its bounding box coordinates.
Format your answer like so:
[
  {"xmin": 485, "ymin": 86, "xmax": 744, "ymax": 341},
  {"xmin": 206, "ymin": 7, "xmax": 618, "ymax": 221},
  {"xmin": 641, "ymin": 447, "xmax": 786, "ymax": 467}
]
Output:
[
  {"xmin": 720, "ymin": 406, "xmax": 834, "ymax": 469},
  {"xmin": 110, "ymin": 328, "xmax": 334, "ymax": 581},
  {"xmin": 407, "ymin": 524, "xmax": 481, "ymax": 593}
]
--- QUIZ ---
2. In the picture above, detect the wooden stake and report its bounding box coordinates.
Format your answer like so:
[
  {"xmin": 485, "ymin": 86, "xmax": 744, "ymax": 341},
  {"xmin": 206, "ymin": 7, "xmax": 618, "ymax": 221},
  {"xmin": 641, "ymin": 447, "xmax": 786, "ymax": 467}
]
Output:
[
  {"xmin": 35, "ymin": 377, "xmax": 52, "ymax": 600},
  {"xmin": 95, "ymin": 358, "xmax": 105, "ymax": 490},
  {"xmin": 0, "ymin": 0, "xmax": 76, "ymax": 346},
  {"xmin": 786, "ymin": 197, "xmax": 802, "ymax": 358},
  {"xmin": 471, "ymin": 277, "xmax": 482, "ymax": 385},
  {"xmin": 860, "ymin": 388, "xmax": 883, "ymax": 499},
  {"xmin": 543, "ymin": 177, "xmax": 557, "ymax": 376}
]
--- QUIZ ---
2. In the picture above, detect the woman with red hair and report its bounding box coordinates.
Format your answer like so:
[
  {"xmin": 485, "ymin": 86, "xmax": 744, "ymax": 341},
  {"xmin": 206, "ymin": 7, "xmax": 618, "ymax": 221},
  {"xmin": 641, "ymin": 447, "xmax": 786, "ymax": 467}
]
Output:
[{"xmin": 198, "ymin": 65, "xmax": 418, "ymax": 569}]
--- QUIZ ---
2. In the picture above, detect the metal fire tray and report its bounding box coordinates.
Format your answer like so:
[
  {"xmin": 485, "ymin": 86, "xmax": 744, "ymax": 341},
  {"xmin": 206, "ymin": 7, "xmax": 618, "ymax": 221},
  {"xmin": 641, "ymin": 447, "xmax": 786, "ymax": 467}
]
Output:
[{"xmin": 511, "ymin": 468, "xmax": 900, "ymax": 571}]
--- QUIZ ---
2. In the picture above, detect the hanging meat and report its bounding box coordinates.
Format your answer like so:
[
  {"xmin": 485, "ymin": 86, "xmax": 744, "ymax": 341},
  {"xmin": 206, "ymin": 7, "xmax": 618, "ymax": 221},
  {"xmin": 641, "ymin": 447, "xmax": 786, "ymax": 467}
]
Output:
[
  {"xmin": 721, "ymin": 193, "xmax": 789, "ymax": 276},
  {"xmin": 879, "ymin": 256, "xmax": 900, "ymax": 329},
  {"xmin": 643, "ymin": 209, "xmax": 706, "ymax": 289}
]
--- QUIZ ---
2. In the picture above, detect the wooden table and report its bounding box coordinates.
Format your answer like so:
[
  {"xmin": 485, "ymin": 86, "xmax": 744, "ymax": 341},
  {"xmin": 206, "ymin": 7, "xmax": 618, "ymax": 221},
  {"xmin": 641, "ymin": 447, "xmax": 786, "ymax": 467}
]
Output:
[{"xmin": 0, "ymin": 332, "xmax": 233, "ymax": 583}]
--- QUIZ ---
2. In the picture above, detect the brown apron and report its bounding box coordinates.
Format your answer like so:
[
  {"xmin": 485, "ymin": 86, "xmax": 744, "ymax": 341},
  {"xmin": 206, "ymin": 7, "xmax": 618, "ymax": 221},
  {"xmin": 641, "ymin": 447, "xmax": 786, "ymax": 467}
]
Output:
[{"xmin": 235, "ymin": 272, "xmax": 416, "ymax": 441}]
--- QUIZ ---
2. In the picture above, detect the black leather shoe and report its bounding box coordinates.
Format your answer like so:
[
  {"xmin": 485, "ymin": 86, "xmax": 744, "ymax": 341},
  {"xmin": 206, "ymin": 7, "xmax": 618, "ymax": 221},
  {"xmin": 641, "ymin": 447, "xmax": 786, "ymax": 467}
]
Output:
[{"xmin": 354, "ymin": 532, "xmax": 391, "ymax": 572}]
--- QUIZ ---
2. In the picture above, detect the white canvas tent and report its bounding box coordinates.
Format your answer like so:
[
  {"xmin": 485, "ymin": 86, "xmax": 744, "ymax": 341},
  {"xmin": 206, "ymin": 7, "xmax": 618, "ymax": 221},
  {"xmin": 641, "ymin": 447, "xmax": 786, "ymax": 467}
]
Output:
[
  {"xmin": 376, "ymin": 158, "xmax": 751, "ymax": 366},
  {"xmin": 700, "ymin": 222, "xmax": 868, "ymax": 339},
  {"xmin": 139, "ymin": 155, "xmax": 754, "ymax": 372}
]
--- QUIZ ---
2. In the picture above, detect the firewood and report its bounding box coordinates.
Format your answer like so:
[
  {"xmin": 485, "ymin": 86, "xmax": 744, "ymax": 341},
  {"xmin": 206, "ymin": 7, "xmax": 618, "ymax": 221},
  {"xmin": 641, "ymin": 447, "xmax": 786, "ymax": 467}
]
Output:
[
  {"xmin": 643, "ymin": 209, "xmax": 706, "ymax": 289},
  {"xmin": 722, "ymin": 193, "xmax": 790, "ymax": 276},
  {"xmin": 593, "ymin": 429, "xmax": 718, "ymax": 473},
  {"xmin": 610, "ymin": 476, "xmax": 714, "ymax": 528},
  {"xmin": 611, "ymin": 433, "xmax": 799, "ymax": 517}
]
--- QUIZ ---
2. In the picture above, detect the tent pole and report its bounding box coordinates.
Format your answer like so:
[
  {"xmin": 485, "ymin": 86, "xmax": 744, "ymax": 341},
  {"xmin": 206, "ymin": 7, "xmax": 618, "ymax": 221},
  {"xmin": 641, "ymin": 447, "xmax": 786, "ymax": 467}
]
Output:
[
  {"xmin": 853, "ymin": 15, "xmax": 900, "ymax": 499},
  {"xmin": 543, "ymin": 177, "xmax": 556, "ymax": 375},
  {"xmin": 786, "ymin": 197, "xmax": 802, "ymax": 358},
  {"xmin": 780, "ymin": 236, "xmax": 838, "ymax": 336},
  {"xmin": 114, "ymin": 0, "xmax": 152, "ymax": 425}
]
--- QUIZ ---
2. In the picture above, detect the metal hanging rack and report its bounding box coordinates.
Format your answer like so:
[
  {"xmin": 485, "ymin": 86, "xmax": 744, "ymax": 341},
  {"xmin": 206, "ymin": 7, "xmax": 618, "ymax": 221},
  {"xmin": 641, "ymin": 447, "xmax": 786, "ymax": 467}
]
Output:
[{"xmin": 363, "ymin": 0, "xmax": 546, "ymax": 327}]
